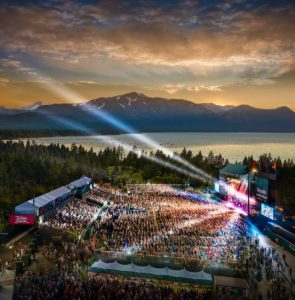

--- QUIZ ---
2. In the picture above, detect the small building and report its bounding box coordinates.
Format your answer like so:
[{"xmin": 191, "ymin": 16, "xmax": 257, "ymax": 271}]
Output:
[
  {"xmin": 14, "ymin": 176, "xmax": 93, "ymax": 222},
  {"xmin": 15, "ymin": 185, "xmax": 73, "ymax": 222}
]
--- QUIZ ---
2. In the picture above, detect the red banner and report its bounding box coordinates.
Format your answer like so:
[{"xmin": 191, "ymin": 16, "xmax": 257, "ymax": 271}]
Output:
[{"xmin": 9, "ymin": 214, "xmax": 35, "ymax": 225}]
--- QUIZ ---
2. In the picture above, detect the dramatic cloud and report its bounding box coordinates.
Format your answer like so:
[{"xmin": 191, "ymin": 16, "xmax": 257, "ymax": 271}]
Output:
[
  {"xmin": 1, "ymin": 2, "xmax": 294, "ymax": 64},
  {"xmin": 0, "ymin": 0, "xmax": 294, "ymax": 108},
  {"xmin": 0, "ymin": 77, "xmax": 9, "ymax": 83}
]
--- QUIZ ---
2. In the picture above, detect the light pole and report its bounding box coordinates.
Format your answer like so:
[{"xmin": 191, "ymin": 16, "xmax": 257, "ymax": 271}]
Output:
[
  {"xmin": 247, "ymin": 168, "xmax": 257, "ymax": 216},
  {"xmin": 247, "ymin": 172, "xmax": 250, "ymax": 216}
]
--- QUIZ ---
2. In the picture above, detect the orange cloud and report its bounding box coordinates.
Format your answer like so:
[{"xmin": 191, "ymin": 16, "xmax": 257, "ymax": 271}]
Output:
[
  {"xmin": 0, "ymin": 2, "xmax": 294, "ymax": 67},
  {"xmin": 0, "ymin": 1, "xmax": 294, "ymax": 109}
]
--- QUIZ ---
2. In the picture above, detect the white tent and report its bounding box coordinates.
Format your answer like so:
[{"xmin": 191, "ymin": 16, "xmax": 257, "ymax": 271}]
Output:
[
  {"xmin": 0, "ymin": 268, "xmax": 15, "ymax": 286},
  {"xmin": 90, "ymin": 260, "xmax": 212, "ymax": 283}
]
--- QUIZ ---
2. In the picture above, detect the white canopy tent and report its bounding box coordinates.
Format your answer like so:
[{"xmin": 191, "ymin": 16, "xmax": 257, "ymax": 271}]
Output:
[{"xmin": 90, "ymin": 260, "xmax": 212, "ymax": 283}]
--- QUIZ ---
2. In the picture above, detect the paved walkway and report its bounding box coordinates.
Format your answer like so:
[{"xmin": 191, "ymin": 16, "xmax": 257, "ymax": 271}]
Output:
[
  {"xmin": 248, "ymin": 221, "xmax": 295, "ymax": 299},
  {"xmin": 5, "ymin": 227, "xmax": 34, "ymax": 248},
  {"xmin": 0, "ymin": 284, "xmax": 13, "ymax": 300},
  {"xmin": 0, "ymin": 231, "xmax": 34, "ymax": 265}
]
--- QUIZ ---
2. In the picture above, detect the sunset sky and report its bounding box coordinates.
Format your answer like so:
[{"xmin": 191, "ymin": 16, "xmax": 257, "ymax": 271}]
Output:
[{"xmin": 0, "ymin": 0, "xmax": 294, "ymax": 109}]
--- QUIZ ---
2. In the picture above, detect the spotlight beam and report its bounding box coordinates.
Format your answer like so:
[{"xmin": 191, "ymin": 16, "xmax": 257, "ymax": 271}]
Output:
[
  {"xmin": 12, "ymin": 62, "xmax": 215, "ymax": 183},
  {"xmin": 10, "ymin": 60, "xmax": 215, "ymax": 183},
  {"xmin": 82, "ymin": 103, "xmax": 214, "ymax": 181},
  {"xmin": 36, "ymin": 110, "xmax": 211, "ymax": 182}
]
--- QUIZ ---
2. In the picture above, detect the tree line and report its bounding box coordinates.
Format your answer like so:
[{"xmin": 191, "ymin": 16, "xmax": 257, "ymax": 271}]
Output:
[
  {"xmin": 0, "ymin": 140, "xmax": 294, "ymax": 220},
  {"xmin": 0, "ymin": 141, "xmax": 220, "ymax": 211}
]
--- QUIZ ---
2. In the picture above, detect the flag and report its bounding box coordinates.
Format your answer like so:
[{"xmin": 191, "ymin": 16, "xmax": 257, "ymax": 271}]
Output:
[
  {"xmin": 272, "ymin": 159, "xmax": 277, "ymax": 170},
  {"xmin": 252, "ymin": 160, "xmax": 257, "ymax": 169}
]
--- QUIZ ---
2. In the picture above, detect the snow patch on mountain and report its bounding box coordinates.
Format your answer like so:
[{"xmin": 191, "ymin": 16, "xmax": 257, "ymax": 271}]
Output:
[
  {"xmin": 21, "ymin": 101, "xmax": 43, "ymax": 111},
  {"xmin": 127, "ymin": 97, "xmax": 137, "ymax": 106},
  {"xmin": 96, "ymin": 103, "xmax": 106, "ymax": 110}
]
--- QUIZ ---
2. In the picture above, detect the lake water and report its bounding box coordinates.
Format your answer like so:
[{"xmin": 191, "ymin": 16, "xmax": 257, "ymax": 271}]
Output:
[{"xmin": 24, "ymin": 132, "xmax": 295, "ymax": 162}]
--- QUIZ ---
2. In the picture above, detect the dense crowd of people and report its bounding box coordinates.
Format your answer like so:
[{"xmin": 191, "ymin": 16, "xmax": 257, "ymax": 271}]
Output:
[
  {"xmin": 9, "ymin": 184, "xmax": 295, "ymax": 299},
  {"xmin": 14, "ymin": 269, "xmax": 211, "ymax": 300},
  {"xmin": 128, "ymin": 184, "xmax": 176, "ymax": 195},
  {"xmin": 98, "ymin": 186, "xmax": 248, "ymax": 263},
  {"xmin": 87, "ymin": 187, "xmax": 112, "ymax": 205},
  {"xmin": 245, "ymin": 241, "xmax": 292, "ymax": 300},
  {"xmin": 43, "ymin": 199, "xmax": 101, "ymax": 233},
  {"xmin": 14, "ymin": 237, "xmax": 210, "ymax": 300}
]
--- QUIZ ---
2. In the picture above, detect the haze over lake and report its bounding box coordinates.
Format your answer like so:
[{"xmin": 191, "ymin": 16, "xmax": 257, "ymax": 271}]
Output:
[{"xmin": 23, "ymin": 132, "xmax": 295, "ymax": 162}]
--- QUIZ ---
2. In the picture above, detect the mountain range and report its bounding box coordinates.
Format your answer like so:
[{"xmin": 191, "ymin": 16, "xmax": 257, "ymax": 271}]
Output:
[{"xmin": 0, "ymin": 92, "xmax": 295, "ymax": 133}]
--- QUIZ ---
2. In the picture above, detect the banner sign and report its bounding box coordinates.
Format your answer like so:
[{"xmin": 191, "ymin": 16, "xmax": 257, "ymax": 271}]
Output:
[
  {"xmin": 256, "ymin": 177, "xmax": 268, "ymax": 202},
  {"xmin": 9, "ymin": 214, "xmax": 35, "ymax": 225}
]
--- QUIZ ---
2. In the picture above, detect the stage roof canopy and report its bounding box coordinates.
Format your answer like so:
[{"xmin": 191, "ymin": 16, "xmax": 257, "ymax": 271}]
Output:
[{"xmin": 219, "ymin": 164, "xmax": 247, "ymax": 178}]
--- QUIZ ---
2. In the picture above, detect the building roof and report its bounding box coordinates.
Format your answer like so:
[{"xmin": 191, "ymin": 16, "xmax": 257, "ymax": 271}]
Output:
[
  {"xmin": 67, "ymin": 176, "xmax": 92, "ymax": 189},
  {"xmin": 24, "ymin": 186, "xmax": 71, "ymax": 209},
  {"xmin": 28, "ymin": 193, "xmax": 56, "ymax": 208},
  {"xmin": 15, "ymin": 176, "xmax": 92, "ymax": 213},
  {"xmin": 220, "ymin": 164, "xmax": 247, "ymax": 178},
  {"xmin": 48, "ymin": 186, "xmax": 71, "ymax": 198},
  {"xmin": 15, "ymin": 201, "xmax": 36, "ymax": 215}
]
